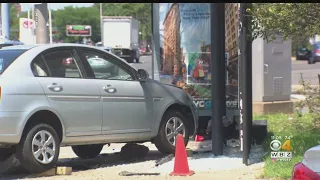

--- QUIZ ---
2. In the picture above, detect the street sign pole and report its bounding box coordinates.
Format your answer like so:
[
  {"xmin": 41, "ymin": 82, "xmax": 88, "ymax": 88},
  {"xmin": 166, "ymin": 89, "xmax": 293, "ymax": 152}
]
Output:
[
  {"xmin": 1, "ymin": 3, "xmax": 10, "ymax": 40},
  {"xmin": 210, "ymin": 3, "xmax": 226, "ymax": 156},
  {"xmin": 34, "ymin": 3, "xmax": 49, "ymax": 44},
  {"xmin": 239, "ymin": 3, "xmax": 253, "ymax": 165}
]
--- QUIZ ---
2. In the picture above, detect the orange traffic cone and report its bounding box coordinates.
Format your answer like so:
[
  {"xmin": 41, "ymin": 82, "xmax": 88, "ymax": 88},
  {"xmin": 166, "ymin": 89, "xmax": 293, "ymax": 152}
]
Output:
[{"xmin": 169, "ymin": 134, "xmax": 195, "ymax": 176}]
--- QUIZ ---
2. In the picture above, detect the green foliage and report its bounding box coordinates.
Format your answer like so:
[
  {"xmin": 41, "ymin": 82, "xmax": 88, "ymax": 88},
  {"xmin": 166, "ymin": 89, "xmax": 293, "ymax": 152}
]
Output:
[
  {"xmin": 295, "ymin": 73, "xmax": 320, "ymax": 128},
  {"xmin": 254, "ymin": 113, "xmax": 320, "ymax": 179},
  {"xmin": 48, "ymin": 3, "xmax": 151, "ymax": 43},
  {"xmin": 250, "ymin": 3, "xmax": 320, "ymax": 42},
  {"xmin": 52, "ymin": 6, "xmax": 100, "ymax": 43}
]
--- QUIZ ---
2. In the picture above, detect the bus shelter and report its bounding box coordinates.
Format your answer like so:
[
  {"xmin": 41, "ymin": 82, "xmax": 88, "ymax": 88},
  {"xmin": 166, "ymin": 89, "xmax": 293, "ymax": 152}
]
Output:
[{"xmin": 151, "ymin": 3, "xmax": 253, "ymax": 164}]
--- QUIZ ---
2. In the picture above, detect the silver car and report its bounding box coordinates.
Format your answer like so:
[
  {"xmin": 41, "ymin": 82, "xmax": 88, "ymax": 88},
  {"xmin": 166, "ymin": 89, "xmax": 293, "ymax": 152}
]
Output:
[{"xmin": 0, "ymin": 44, "xmax": 198, "ymax": 173}]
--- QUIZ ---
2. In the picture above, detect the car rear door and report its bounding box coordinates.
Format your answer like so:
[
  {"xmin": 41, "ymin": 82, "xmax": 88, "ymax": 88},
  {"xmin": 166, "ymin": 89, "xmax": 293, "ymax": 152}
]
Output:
[
  {"xmin": 75, "ymin": 47, "xmax": 154, "ymax": 135},
  {"xmin": 33, "ymin": 47, "xmax": 102, "ymax": 136}
]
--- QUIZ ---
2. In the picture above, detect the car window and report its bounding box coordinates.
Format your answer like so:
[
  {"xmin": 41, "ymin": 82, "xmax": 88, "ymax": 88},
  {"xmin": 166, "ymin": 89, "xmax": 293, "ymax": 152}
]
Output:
[
  {"xmin": 80, "ymin": 50, "xmax": 133, "ymax": 81},
  {"xmin": 42, "ymin": 50, "xmax": 82, "ymax": 78},
  {"xmin": 0, "ymin": 49, "xmax": 27, "ymax": 74},
  {"xmin": 31, "ymin": 56, "xmax": 49, "ymax": 77}
]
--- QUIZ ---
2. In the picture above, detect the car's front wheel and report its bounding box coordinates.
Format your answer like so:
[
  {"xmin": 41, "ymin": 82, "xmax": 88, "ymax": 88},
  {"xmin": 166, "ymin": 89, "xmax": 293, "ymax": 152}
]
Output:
[
  {"xmin": 16, "ymin": 124, "xmax": 60, "ymax": 173},
  {"xmin": 72, "ymin": 144, "xmax": 103, "ymax": 159},
  {"xmin": 154, "ymin": 110, "xmax": 189, "ymax": 154}
]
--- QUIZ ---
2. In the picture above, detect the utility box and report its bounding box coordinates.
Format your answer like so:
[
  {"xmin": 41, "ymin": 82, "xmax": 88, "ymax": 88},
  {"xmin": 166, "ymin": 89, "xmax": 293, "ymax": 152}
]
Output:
[{"xmin": 252, "ymin": 36, "xmax": 292, "ymax": 102}]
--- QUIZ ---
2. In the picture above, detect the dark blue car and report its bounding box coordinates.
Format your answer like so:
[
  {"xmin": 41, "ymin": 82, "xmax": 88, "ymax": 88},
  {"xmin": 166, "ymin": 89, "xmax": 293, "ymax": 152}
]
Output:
[{"xmin": 308, "ymin": 42, "xmax": 320, "ymax": 64}]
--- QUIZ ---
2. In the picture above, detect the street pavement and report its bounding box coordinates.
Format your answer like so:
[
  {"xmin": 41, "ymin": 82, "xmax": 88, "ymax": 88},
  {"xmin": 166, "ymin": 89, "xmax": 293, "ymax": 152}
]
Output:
[
  {"xmin": 130, "ymin": 54, "xmax": 152, "ymax": 75},
  {"xmin": 292, "ymin": 59, "xmax": 320, "ymax": 85}
]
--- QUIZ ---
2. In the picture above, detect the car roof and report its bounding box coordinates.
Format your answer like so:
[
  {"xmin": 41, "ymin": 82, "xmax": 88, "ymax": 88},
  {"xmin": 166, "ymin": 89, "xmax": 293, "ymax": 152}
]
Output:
[
  {"xmin": 1, "ymin": 43, "xmax": 110, "ymax": 50},
  {"xmin": 1, "ymin": 45, "xmax": 38, "ymax": 50},
  {"xmin": 1, "ymin": 43, "xmax": 137, "ymax": 71}
]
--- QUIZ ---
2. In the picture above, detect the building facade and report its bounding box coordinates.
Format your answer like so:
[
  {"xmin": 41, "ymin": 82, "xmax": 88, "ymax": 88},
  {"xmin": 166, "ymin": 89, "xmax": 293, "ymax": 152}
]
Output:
[
  {"xmin": 162, "ymin": 3, "xmax": 181, "ymax": 75},
  {"xmin": 225, "ymin": 3, "xmax": 239, "ymax": 60},
  {"xmin": 225, "ymin": 3, "xmax": 239, "ymax": 86}
]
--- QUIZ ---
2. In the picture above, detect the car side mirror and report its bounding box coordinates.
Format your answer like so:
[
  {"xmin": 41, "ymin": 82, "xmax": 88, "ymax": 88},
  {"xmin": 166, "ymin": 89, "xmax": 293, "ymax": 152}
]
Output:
[{"xmin": 137, "ymin": 69, "xmax": 149, "ymax": 81}]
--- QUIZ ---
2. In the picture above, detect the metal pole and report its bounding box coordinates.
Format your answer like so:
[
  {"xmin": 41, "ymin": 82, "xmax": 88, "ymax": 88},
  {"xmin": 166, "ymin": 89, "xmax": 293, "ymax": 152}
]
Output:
[
  {"xmin": 239, "ymin": 3, "xmax": 253, "ymax": 165},
  {"xmin": 210, "ymin": 3, "xmax": 225, "ymax": 156},
  {"xmin": 27, "ymin": 4, "xmax": 32, "ymax": 41},
  {"xmin": 31, "ymin": 5, "xmax": 36, "ymax": 44},
  {"xmin": 34, "ymin": 3, "xmax": 49, "ymax": 44},
  {"xmin": 1, "ymin": 3, "xmax": 10, "ymax": 40},
  {"xmin": 100, "ymin": 3, "xmax": 103, "ymax": 43},
  {"xmin": 49, "ymin": 9, "xmax": 53, "ymax": 44}
]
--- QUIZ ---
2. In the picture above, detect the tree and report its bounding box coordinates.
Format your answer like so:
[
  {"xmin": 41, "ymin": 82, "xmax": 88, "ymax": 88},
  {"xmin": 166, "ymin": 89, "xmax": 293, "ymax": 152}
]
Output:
[
  {"xmin": 93, "ymin": 3, "xmax": 152, "ymax": 43},
  {"xmin": 250, "ymin": 3, "xmax": 320, "ymax": 42},
  {"xmin": 52, "ymin": 6, "xmax": 100, "ymax": 43}
]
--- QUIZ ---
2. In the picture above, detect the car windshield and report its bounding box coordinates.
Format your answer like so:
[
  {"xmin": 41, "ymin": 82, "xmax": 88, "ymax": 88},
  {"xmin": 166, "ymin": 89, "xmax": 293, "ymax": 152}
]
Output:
[{"xmin": 0, "ymin": 49, "xmax": 27, "ymax": 74}]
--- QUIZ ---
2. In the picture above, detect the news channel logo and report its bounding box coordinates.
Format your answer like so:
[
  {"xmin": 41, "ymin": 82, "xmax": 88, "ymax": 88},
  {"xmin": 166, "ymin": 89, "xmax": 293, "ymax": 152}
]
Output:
[{"xmin": 270, "ymin": 136, "xmax": 293, "ymax": 162}]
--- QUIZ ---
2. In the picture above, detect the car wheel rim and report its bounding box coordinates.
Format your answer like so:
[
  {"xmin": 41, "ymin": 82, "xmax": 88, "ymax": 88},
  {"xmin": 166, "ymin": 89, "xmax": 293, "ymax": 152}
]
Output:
[
  {"xmin": 165, "ymin": 117, "xmax": 186, "ymax": 146},
  {"xmin": 31, "ymin": 130, "xmax": 56, "ymax": 164}
]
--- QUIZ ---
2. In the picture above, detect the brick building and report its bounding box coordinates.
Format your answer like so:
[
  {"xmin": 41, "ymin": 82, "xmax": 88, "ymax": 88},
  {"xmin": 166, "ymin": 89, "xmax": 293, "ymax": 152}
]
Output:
[
  {"xmin": 225, "ymin": 3, "xmax": 239, "ymax": 60},
  {"xmin": 225, "ymin": 3, "xmax": 239, "ymax": 85},
  {"xmin": 162, "ymin": 3, "xmax": 181, "ymax": 75}
]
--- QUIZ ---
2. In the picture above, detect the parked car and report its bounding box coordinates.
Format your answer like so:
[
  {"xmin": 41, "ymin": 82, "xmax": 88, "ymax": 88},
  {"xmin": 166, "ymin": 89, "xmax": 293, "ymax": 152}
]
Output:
[
  {"xmin": 0, "ymin": 44, "xmax": 198, "ymax": 173},
  {"xmin": 0, "ymin": 41, "xmax": 24, "ymax": 49},
  {"xmin": 296, "ymin": 47, "xmax": 309, "ymax": 60},
  {"xmin": 292, "ymin": 145, "xmax": 320, "ymax": 179},
  {"xmin": 308, "ymin": 42, "xmax": 320, "ymax": 64}
]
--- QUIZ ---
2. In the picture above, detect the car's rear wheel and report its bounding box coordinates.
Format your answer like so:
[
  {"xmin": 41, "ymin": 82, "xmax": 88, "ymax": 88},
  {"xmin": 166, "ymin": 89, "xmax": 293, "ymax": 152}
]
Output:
[
  {"xmin": 127, "ymin": 58, "xmax": 134, "ymax": 63},
  {"xmin": 308, "ymin": 57, "xmax": 315, "ymax": 64},
  {"xmin": 72, "ymin": 144, "xmax": 103, "ymax": 159},
  {"xmin": 16, "ymin": 124, "xmax": 60, "ymax": 173},
  {"xmin": 154, "ymin": 110, "xmax": 189, "ymax": 154}
]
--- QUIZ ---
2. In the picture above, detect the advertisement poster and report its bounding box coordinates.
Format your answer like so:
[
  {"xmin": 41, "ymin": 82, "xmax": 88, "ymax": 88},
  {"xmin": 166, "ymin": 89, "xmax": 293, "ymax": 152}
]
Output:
[
  {"xmin": 158, "ymin": 3, "xmax": 239, "ymax": 111},
  {"xmin": 66, "ymin": 25, "xmax": 92, "ymax": 37}
]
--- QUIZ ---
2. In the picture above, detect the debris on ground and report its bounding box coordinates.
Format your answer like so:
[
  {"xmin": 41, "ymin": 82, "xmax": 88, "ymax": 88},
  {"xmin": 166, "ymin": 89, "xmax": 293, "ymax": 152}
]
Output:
[
  {"xmin": 119, "ymin": 171, "xmax": 160, "ymax": 176},
  {"xmin": 120, "ymin": 143, "xmax": 149, "ymax": 161},
  {"xmin": 0, "ymin": 154, "xmax": 20, "ymax": 174},
  {"xmin": 154, "ymin": 154, "xmax": 174, "ymax": 167}
]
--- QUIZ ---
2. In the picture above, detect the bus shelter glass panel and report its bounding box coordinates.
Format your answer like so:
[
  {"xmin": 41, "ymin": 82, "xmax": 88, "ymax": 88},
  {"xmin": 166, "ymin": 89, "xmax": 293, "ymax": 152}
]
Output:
[{"xmin": 153, "ymin": 3, "xmax": 239, "ymax": 115}]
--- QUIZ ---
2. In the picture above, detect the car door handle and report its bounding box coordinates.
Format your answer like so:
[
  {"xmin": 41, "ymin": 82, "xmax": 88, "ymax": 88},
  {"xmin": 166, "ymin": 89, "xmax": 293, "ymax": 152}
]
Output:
[
  {"xmin": 103, "ymin": 86, "xmax": 117, "ymax": 93},
  {"xmin": 47, "ymin": 83, "xmax": 63, "ymax": 92}
]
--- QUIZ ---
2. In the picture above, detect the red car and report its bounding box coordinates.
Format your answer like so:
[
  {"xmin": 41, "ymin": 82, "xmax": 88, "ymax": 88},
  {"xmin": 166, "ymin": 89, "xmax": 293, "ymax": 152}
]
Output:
[
  {"xmin": 292, "ymin": 145, "xmax": 320, "ymax": 179},
  {"xmin": 139, "ymin": 47, "xmax": 146, "ymax": 54}
]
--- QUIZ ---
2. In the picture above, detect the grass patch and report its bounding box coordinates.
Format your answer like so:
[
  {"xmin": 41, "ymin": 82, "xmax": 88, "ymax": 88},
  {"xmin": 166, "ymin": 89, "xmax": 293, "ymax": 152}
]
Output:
[{"xmin": 254, "ymin": 113, "xmax": 320, "ymax": 179}]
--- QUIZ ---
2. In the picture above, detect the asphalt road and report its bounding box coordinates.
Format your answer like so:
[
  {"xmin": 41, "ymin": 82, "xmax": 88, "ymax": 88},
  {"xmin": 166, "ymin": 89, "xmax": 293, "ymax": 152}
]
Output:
[
  {"xmin": 292, "ymin": 60, "xmax": 320, "ymax": 85},
  {"xmin": 130, "ymin": 54, "xmax": 153, "ymax": 74}
]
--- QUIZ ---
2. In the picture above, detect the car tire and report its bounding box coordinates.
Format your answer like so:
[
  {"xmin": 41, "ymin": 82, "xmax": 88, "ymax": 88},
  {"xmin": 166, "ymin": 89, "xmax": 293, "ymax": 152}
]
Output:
[
  {"xmin": 154, "ymin": 110, "xmax": 189, "ymax": 154},
  {"xmin": 308, "ymin": 57, "xmax": 314, "ymax": 64},
  {"xmin": 72, "ymin": 144, "xmax": 103, "ymax": 159},
  {"xmin": 127, "ymin": 59, "xmax": 134, "ymax": 63},
  {"xmin": 16, "ymin": 123, "xmax": 60, "ymax": 173}
]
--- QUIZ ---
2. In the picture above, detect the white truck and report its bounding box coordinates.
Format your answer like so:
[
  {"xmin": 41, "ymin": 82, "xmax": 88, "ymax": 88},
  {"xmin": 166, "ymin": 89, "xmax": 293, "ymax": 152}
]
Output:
[{"xmin": 102, "ymin": 16, "xmax": 140, "ymax": 63}]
